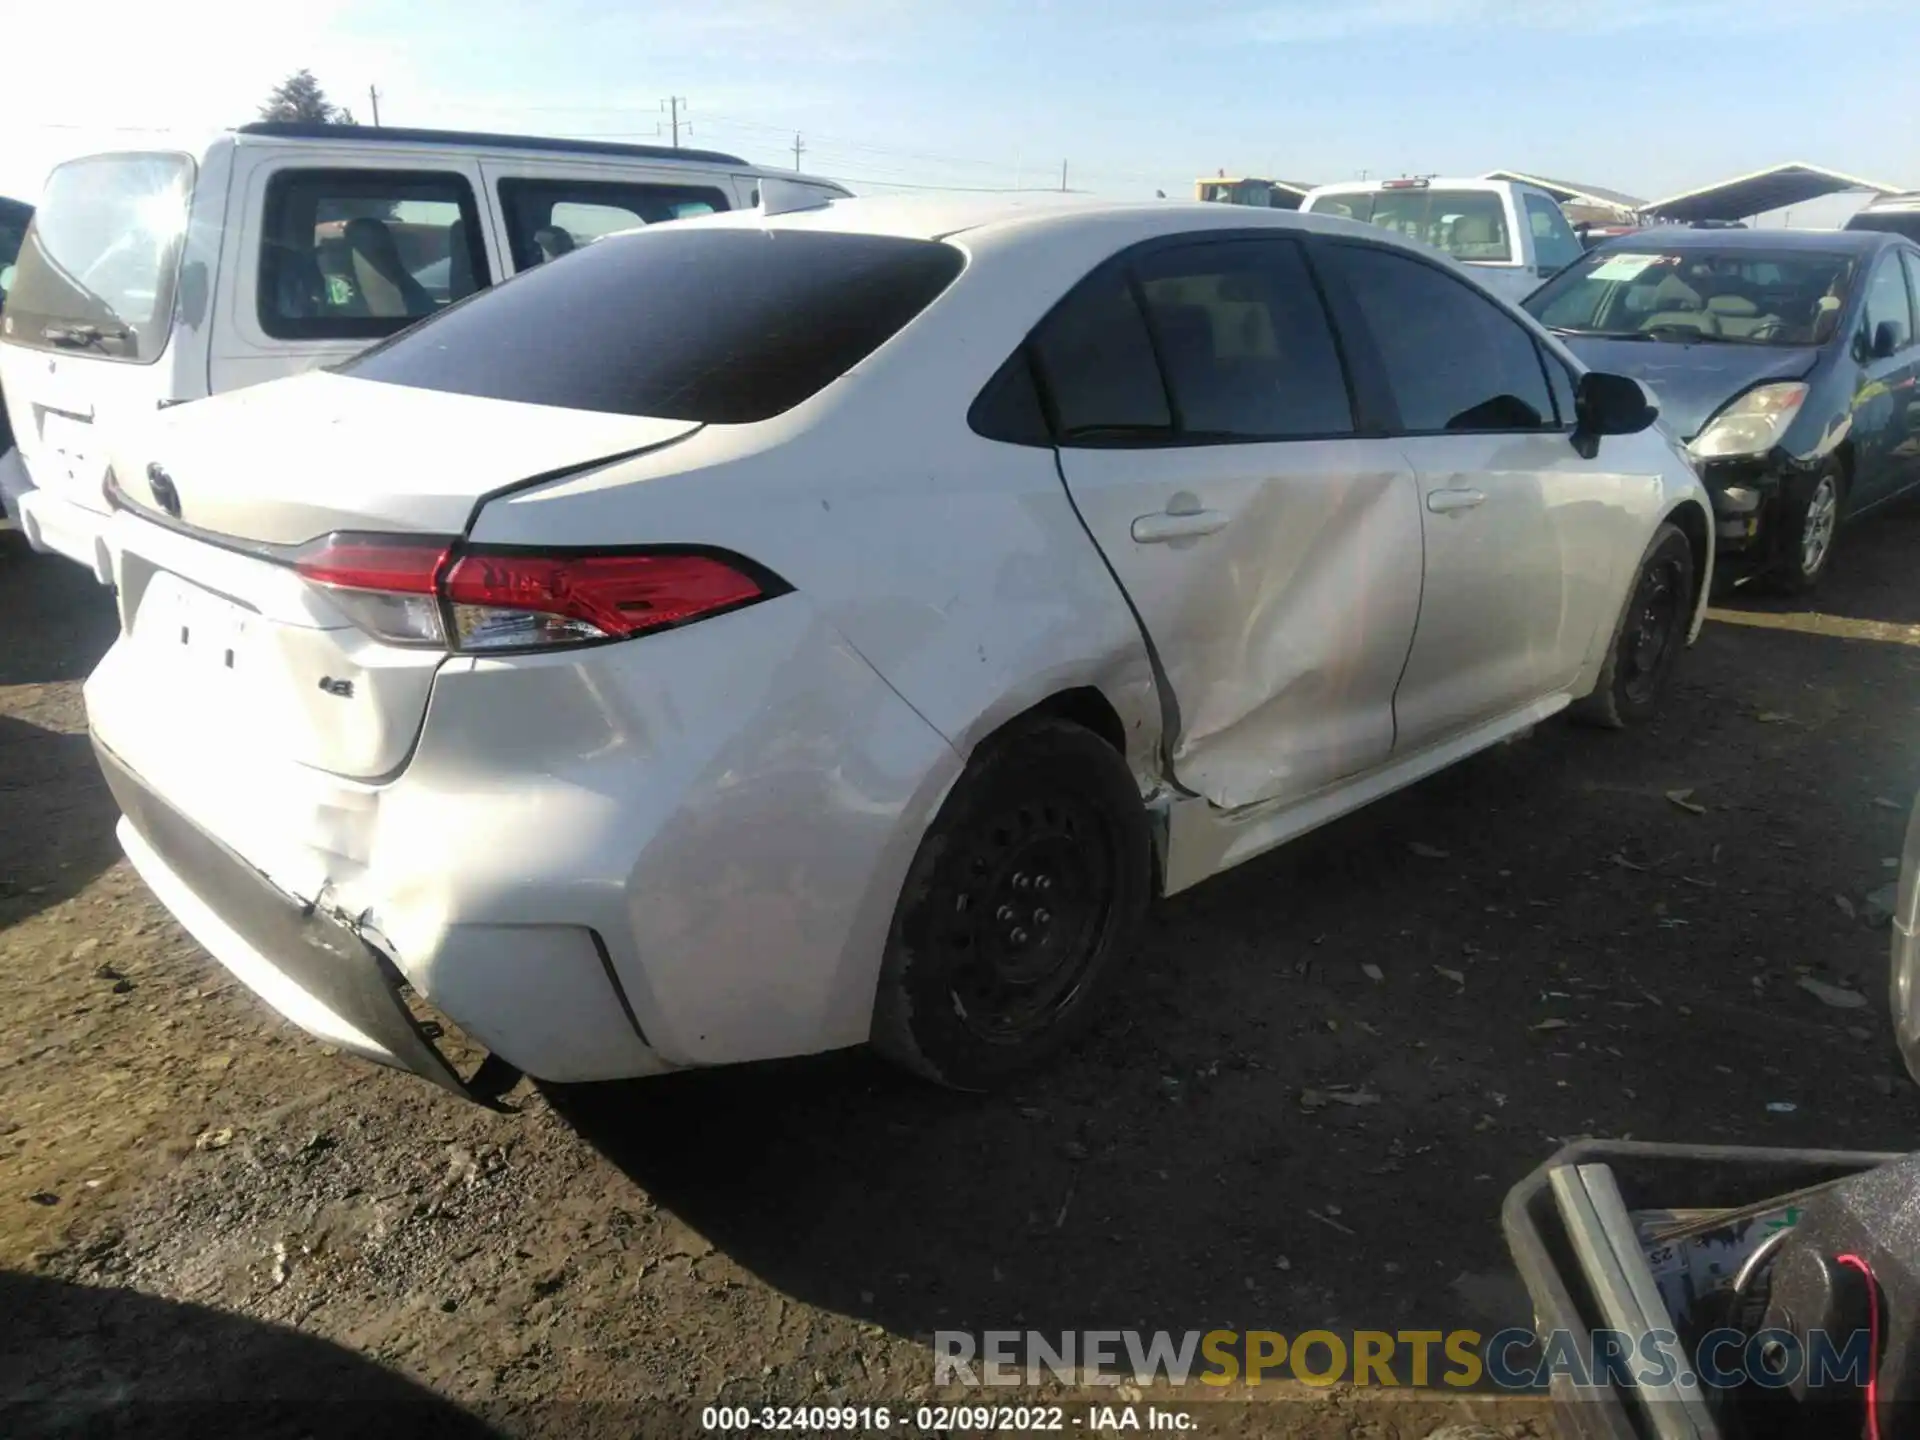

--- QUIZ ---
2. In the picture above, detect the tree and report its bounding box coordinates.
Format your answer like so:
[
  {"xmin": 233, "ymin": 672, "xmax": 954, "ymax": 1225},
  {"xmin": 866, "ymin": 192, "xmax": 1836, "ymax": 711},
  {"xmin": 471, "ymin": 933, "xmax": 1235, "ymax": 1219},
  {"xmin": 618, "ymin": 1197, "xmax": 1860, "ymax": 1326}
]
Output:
[{"xmin": 259, "ymin": 70, "xmax": 355, "ymax": 125}]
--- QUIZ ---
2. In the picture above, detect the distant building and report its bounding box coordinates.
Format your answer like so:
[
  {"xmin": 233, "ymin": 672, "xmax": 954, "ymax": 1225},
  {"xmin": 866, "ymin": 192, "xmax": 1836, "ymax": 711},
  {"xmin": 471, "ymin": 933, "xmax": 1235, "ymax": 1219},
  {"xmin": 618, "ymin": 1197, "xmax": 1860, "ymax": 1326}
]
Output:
[{"xmin": 1195, "ymin": 173, "xmax": 1317, "ymax": 210}]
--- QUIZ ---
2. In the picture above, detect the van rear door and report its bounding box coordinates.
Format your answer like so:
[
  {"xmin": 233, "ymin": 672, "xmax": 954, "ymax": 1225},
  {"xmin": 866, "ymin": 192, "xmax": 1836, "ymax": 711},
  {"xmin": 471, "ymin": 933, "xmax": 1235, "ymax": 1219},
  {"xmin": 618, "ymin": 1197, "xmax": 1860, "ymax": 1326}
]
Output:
[
  {"xmin": 0, "ymin": 152, "xmax": 195, "ymax": 570},
  {"xmin": 207, "ymin": 146, "xmax": 498, "ymax": 395}
]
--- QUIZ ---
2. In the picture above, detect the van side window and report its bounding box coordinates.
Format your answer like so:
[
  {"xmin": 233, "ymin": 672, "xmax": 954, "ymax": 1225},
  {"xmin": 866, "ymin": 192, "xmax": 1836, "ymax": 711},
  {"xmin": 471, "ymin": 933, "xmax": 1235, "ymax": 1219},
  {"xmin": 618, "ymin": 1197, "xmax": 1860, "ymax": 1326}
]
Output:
[
  {"xmin": 258, "ymin": 169, "xmax": 489, "ymax": 341},
  {"xmin": 496, "ymin": 179, "xmax": 731, "ymax": 271}
]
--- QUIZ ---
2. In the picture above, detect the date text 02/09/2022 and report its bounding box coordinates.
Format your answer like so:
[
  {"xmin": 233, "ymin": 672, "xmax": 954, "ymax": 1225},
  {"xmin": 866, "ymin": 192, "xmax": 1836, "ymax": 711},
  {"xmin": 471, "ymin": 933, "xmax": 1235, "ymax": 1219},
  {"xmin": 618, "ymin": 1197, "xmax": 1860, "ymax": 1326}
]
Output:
[{"xmin": 698, "ymin": 1404, "xmax": 1197, "ymax": 1432}]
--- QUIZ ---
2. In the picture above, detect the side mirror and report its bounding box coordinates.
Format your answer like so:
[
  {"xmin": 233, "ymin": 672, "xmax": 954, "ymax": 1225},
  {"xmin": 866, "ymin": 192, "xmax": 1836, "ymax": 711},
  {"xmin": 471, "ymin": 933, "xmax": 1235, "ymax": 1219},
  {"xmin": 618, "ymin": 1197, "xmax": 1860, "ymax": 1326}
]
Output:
[
  {"xmin": 1573, "ymin": 370, "xmax": 1658, "ymax": 456},
  {"xmin": 1873, "ymin": 320, "xmax": 1903, "ymax": 360}
]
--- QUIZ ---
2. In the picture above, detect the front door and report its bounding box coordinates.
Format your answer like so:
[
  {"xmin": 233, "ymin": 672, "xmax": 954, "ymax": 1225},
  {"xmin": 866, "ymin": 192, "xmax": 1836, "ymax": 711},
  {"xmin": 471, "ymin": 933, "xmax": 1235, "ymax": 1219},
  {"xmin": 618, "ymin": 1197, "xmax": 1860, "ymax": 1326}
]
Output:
[
  {"xmin": 1314, "ymin": 238, "xmax": 1627, "ymax": 750},
  {"xmin": 1041, "ymin": 236, "xmax": 1424, "ymax": 811}
]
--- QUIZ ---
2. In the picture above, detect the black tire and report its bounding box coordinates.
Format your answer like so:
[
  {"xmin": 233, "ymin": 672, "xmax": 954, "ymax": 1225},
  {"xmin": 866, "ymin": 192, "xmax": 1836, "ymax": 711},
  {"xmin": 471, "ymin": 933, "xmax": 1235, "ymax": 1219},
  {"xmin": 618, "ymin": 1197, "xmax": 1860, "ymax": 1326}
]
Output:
[
  {"xmin": 1571, "ymin": 522, "xmax": 1694, "ymax": 730},
  {"xmin": 1760, "ymin": 465, "xmax": 1844, "ymax": 595},
  {"xmin": 871, "ymin": 717, "xmax": 1151, "ymax": 1090}
]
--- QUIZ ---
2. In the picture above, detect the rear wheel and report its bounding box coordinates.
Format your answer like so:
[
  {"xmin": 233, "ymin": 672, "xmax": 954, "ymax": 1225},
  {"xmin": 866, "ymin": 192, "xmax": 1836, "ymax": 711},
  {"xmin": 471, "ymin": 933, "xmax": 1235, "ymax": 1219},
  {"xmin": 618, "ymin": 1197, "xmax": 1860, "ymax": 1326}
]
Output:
[
  {"xmin": 1761, "ymin": 466, "xmax": 1843, "ymax": 595},
  {"xmin": 1572, "ymin": 523, "xmax": 1694, "ymax": 730},
  {"xmin": 871, "ymin": 718, "xmax": 1151, "ymax": 1090}
]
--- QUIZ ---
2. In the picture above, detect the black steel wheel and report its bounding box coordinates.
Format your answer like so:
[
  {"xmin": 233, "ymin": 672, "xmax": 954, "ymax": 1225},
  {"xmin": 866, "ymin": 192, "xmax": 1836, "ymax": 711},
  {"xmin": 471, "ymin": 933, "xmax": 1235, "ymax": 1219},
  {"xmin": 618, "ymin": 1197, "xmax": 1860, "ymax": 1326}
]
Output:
[
  {"xmin": 872, "ymin": 717, "xmax": 1151, "ymax": 1089},
  {"xmin": 1573, "ymin": 522, "xmax": 1695, "ymax": 730}
]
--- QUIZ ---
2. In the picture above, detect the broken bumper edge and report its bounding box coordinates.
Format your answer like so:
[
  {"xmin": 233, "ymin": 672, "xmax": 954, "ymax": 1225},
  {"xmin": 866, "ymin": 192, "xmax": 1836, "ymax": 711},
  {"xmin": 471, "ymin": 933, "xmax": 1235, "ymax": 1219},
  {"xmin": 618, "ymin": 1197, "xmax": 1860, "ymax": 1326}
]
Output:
[{"xmin": 93, "ymin": 734, "xmax": 510, "ymax": 1105}]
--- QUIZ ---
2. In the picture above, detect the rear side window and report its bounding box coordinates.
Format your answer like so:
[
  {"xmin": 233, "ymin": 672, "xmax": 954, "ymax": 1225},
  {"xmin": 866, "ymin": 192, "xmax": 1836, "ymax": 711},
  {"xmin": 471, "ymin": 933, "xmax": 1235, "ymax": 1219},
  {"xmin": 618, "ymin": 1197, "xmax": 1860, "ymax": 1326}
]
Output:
[
  {"xmin": 1133, "ymin": 238, "xmax": 1352, "ymax": 439},
  {"xmin": 258, "ymin": 169, "xmax": 490, "ymax": 342},
  {"xmin": 1524, "ymin": 194, "xmax": 1584, "ymax": 273},
  {"xmin": 3, "ymin": 153, "xmax": 193, "ymax": 364},
  {"xmin": 1030, "ymin": 272, "xmax": 1171, "ymax": 441},
  {"xmin": 496, "ymin": 178, "xmax": 730, "ymax": 271},
  {"xmin": 1328, "ymin": 242, "xmax": 1554, "ymax": 433},
  {"xmin": 339, "ymin": 228, "xmax": 963, "ymax": 423},
  {"xmin": 1307, "ymin": 188, "xmax": 1514, "ymax": 264}
]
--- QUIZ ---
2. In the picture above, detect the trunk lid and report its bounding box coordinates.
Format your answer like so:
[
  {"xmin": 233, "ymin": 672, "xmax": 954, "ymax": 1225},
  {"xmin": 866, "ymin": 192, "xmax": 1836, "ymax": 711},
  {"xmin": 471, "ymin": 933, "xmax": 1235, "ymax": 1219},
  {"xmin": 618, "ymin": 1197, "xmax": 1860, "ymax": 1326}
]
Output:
[
  {"xmin": 118, "ymin": 370, "xmax": 701, "ymax": 543},
  {"xmin": 88, "ymin": 373, "xmax": 700, "ymax": 795}
]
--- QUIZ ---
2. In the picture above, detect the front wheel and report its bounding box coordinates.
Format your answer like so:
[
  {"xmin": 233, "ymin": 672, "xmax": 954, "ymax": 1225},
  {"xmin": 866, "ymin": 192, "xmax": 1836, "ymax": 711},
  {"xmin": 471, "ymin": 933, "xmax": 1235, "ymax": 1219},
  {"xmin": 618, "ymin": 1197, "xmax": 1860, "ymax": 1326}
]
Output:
[
  {"xmin": 871, "ymin": 717, "xmax": 1151, "ymax": 1090},
  {"xmin": 1761, "ymin": 467, "xmax": 1843, "ymax": 595},
  {"xmin": 1572, "ymin": 522, "xmax": 1695, "ymax": 730}
]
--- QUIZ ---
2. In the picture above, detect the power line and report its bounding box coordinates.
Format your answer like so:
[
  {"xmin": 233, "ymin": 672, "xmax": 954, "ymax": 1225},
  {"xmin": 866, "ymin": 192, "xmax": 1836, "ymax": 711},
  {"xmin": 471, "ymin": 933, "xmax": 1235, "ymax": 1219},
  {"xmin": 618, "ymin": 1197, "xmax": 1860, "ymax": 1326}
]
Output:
[
  {"xmin": 662, "ymin": 96, "xmax": 687, "ymax": 148},
  {"xmin": 792, "ymin": 132, "xmax": 806, "ymax": 171}
]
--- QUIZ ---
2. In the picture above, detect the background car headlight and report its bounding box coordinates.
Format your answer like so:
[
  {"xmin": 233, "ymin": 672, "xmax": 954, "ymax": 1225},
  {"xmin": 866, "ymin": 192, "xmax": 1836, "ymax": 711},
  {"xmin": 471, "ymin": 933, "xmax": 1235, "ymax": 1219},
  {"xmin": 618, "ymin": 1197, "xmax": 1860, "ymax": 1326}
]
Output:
[{"xmin": 1687, "ymin": 383, "xmax": 1809, "ymax": 461}]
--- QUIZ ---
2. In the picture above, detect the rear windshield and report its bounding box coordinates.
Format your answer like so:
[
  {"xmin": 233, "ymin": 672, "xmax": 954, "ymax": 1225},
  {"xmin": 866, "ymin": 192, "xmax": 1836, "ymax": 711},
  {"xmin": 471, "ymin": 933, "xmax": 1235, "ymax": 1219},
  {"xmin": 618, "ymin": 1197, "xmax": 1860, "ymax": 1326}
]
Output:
[
  {"xmin": 1525, "ymin": 248, "xmax": 1859, "ymax": 347},
  {"xmin": 2, "ymin": 153, "xmax": 193, "ymax": 364},
  {"xmin": 1306, "ymin": 188, "xmax": 1513, "ymax": 263},
  {"xmin": 339, "ymin": 228, "xmax": 965, "ymax": 423},
  {"xmin": 1846, "ymin": 210, "xmax": 1920, "ymax": 244}
]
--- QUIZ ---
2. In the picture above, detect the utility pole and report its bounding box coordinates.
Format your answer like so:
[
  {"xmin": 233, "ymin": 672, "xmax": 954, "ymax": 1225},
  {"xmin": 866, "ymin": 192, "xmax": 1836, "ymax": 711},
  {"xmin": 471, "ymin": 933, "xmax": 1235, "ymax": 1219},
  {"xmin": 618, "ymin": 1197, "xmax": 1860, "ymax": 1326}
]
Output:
[
  {"xmin": 792, "ymin": 133, "xmax": 806, "ymax": 171},
  {"xmin": 662, "ymin": 96, "xmax": 687, "ymax": 148},
  {"xmin": 1060, "ymin": 159, "xmax": 1068, "ymax": 193},
  {"xmin": 368, "ymin": 84, "xmax": 381, "ymax": 126}
]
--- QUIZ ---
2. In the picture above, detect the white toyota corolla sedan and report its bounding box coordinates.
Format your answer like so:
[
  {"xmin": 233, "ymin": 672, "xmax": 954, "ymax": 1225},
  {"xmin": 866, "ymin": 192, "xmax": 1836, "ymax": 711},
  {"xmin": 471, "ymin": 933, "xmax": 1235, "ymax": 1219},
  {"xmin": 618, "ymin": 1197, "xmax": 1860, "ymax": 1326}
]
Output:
[{"xmin": 85, "ymin": 193, "xmax": 1712, "ymax": 1098}]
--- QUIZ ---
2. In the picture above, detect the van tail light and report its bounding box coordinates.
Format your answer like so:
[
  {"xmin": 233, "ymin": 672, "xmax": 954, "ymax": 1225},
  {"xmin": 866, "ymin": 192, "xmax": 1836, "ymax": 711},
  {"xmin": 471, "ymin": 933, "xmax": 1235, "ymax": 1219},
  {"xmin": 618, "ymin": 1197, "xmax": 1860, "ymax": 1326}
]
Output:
[{"xmin": 291, "ymin": 534, "xmax": 778, "ymax": 652}]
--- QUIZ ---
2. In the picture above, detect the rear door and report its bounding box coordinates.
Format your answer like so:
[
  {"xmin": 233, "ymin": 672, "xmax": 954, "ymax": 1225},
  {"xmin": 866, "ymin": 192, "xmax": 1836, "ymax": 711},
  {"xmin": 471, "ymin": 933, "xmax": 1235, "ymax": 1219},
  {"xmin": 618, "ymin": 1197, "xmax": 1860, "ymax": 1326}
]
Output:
[
  {"xmin": 1315, "ymin": 237, "xmax": 1628, "ymax": 751},
  {"xmin": 1850, "ymin": 248, "xmax": 1920, "ymax": 508},
  {"xmin": 0, "ymin": 153, "xmax": 196, "ymax": 541},
  {"xmin": 208, "ymin": 148, "xmax": 498, "ymax": 394},
  {"xmin": 480, "ymin": 160, "xmax": 732, "ymax": 275},
  {"xmin": 1043, "ymin": 236, "xmax": 1424, "ymax": 811}
]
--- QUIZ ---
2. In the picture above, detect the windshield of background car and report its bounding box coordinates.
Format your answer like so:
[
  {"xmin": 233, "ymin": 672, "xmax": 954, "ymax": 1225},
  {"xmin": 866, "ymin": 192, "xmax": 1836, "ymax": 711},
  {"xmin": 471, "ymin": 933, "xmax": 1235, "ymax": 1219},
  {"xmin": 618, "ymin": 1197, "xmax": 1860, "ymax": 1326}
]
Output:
[
  {"xmin": 1306, "ymin": 189, "xmax": 1513, "ymax": 263},
  {"xmin": 2, "ymin": 153, "xmax": 193, "ymax": 364},
  {"xmin": 338, "ymin": 227, "xmax": 966, "ymax": 423},
  {"xmin": 1524, "ymin": 247, "xmax": 1859, "ymax": 346}
]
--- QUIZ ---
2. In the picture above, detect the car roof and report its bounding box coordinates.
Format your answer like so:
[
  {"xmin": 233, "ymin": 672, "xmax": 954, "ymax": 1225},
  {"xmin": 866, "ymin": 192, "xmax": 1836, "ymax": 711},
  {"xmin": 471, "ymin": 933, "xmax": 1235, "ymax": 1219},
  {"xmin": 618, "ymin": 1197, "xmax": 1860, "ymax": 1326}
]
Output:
[
  {"xmin": 690, "ymin": 192, "xmax": 1430, "ymax": 245},
  {"xmin": 1302, "ymin": 177, "xmax": 1526, "ymax": 196},
  {"xmin": 1609, "ymin": 225, "xmax": 1907, "ymax": 254}
]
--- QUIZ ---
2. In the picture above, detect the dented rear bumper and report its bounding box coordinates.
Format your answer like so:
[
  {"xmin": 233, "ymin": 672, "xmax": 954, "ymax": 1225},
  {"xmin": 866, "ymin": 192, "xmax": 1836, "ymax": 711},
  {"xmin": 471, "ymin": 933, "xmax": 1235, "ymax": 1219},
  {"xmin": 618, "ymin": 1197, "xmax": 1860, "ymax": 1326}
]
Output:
[{"xmin": 93, "ymin": 734, "xmax": 483, "ymax": 1099}]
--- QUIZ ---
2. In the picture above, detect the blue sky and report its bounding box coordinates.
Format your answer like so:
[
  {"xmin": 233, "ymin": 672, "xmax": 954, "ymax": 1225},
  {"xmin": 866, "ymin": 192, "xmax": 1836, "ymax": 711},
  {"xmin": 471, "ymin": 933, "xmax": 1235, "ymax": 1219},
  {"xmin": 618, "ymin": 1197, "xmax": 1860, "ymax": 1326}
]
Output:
[{"xmin": 4, "ymin": 0, "xmax": 1914, "ymax": 224}]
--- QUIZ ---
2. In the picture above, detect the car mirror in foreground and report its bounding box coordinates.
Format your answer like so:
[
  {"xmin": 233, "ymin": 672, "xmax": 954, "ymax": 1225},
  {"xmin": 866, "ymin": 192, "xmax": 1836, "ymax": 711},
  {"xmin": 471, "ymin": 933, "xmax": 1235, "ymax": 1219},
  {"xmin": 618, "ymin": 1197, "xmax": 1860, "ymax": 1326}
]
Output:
[{"xmin": 1572, "ymin": 370, "xmax": 1658, "ymax": 457}]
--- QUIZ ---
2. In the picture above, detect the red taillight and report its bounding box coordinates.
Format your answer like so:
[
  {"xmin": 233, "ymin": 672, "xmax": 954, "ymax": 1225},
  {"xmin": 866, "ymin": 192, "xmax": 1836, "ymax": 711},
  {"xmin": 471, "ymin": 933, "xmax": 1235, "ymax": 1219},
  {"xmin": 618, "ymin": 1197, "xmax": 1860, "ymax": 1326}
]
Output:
[
  {"xmin": 443, "ymin": 551, "xmax": 764, "ymax": 650},
  {"xmin": 289, "ymin": 532, "xmax": 772, "ymax": 652}
]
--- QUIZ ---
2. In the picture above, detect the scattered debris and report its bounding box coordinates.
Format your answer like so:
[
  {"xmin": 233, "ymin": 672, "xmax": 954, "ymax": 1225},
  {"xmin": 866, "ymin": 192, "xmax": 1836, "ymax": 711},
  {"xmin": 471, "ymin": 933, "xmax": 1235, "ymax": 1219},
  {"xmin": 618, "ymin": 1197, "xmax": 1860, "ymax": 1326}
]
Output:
[
  {"xmin": 1433, "ymin": 966, "xmax": 1466, "ymax": 987},
  {"xmin": 1274, "ymin": 1255, "xmax": 1291, "ymax": 1271},
  {"xmin": 1755, "ymin": 711, "xmax": 1792, "ymax": 724},
  {"xmin": 1766, "ymin": 1102, "xmax": 1798, "ymax": 1114},
  {"xmin": 70, "ymin": 939, "xmax": 99, "ymax": 962},
  {"xmin": 1872, "ymin": 797, "xmax": 1905, "ymax": 811},
  {"xmin": 1061, "ymin": 1141, "xmax": 1089, "ymax": 1162},
  {"xmin": 1665, "ymin": 789, "xmax": 1707, "ymax": 815},
  {"xmin": 1408, "ymin": 842, "xmax": 1451, "ymax": 860},
  {"xmin": 194, "ymin": 1127, "xmax": 235, "ymax": 1152},
  {"xmin": 1797, "ymin": 977, "xmax": 1868, "ymax": 1010},
  {"xmin": 91, "ymin": 963, "xmax": 122, "ymax": 982},
  {"xmin": 1307, "ymin": 1208, "xmax": 1355, "ymax": 1237},
  {"xmin": 1532, "ymin": 1018, "xmax": 1570, "ymax": 1032},
  {"xmin": 1835, "ymin": 894, "xmax": 1857, "ymax": 918},
  {"xmin": 27, "ymin": 1192, "xmax": 58, "ymax": 1206},
  {"xmin": 1361, "ymin": 963, "xmax": 1384, "ymax": 983},
  {"xmin": 271, "ymin": 1240, "xmax": 290, "ymax": 1287},
  {"xmin": 1607, "ymin": 853, "xmax": 1650, "ymax": 873},
  {"xmin": 1865, "ymin": 884, "xmax": 1900, "ymax": 926}
]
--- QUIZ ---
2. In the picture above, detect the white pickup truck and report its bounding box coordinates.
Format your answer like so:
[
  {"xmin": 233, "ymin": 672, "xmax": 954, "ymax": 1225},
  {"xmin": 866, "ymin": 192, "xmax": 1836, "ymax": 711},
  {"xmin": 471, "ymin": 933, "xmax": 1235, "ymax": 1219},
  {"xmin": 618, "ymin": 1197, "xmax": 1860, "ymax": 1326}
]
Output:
[{"xmin": 1299, "ymin": 177, "xmax": 1586, "ymax": 305}]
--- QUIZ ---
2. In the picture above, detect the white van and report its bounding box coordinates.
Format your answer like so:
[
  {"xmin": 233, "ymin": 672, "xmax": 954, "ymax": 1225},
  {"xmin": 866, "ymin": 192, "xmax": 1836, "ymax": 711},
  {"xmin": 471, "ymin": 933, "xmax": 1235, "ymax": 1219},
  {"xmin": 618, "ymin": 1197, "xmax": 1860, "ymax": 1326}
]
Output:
[
  {"xmin": 1298, "ymin": 177, "xmax": 1585, "ymax": 306},
  {"xmin": 0, "ymin": 123, "xmax": 850, "ymax": 578}
]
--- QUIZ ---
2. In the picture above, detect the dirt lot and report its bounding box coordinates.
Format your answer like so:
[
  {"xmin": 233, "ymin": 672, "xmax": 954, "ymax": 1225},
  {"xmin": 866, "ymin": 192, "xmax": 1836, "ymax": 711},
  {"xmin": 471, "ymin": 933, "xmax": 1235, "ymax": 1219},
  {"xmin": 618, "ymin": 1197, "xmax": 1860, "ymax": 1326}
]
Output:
[{"xmin": 3, "ymin": 508, "xmax": 1919, "ymax": 1439}]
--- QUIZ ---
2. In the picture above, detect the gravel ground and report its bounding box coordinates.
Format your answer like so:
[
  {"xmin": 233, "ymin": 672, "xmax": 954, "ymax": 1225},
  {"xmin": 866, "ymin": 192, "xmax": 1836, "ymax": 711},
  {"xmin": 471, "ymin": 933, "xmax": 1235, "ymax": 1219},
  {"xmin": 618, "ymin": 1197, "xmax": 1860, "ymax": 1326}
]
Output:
[{"xmin": 3, "ymin": 507, "xmax": 1919, "ymax": 1440}]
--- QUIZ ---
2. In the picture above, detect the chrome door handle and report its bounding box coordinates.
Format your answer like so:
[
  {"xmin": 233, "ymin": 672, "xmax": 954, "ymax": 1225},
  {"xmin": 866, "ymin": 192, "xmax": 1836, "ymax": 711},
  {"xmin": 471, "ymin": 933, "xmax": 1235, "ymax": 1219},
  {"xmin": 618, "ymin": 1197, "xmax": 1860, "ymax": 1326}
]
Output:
[
  {"xmin": 1426, "ymin": 488, "xmax": 1487, "ymax": 515},
  {"xmin": 1131, "ymin": 509, "xmax": 1230, "ymax": 543}
]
